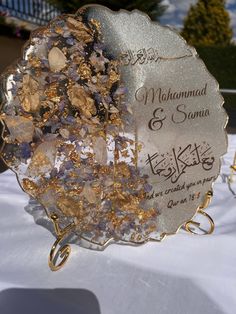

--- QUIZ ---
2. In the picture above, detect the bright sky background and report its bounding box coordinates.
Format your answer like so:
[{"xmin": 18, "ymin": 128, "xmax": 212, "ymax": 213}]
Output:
[{"xmin": 160, "ymin": 0, "xmax": 236, "ymax": 40}]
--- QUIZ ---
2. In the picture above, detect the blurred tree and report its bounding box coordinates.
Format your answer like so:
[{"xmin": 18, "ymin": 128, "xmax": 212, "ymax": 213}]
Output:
[
  {"xmin": 48, "ymin": 0, "xmax": 167, "ymax": 21},
  {"xmin": 181, "ymin": 0, "xmax": 233, "ymax": 46}
]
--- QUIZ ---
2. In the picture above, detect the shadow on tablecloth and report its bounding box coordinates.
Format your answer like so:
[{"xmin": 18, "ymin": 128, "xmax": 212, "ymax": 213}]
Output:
[{"xmin": 0, "ymin": 288, "xmax": 101, "ymax": 314}]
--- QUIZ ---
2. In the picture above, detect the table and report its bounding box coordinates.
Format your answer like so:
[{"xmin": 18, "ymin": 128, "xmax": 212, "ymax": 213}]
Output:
[{"xmin": 0, "ymin": 135, "xmax": 235, "ymax": 314}]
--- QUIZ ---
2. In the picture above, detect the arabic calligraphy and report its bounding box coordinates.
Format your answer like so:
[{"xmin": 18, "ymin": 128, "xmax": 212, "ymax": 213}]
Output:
[
  {"xmin": 119, "ymin": 49, "xmax": 192, "ymax": 66},
  {"xmin": 120, "ymin": 48, "xmax": 160, "ymax": 66},
  {"xmin": 145, "ymin": 142, "xmax": 215, "ymax": 184}
]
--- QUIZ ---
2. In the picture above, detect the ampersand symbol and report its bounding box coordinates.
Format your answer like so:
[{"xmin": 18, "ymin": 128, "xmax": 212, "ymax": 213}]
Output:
[{"xmin": 148, "ymin": 108, "xmax": 166, "ymax": 131}]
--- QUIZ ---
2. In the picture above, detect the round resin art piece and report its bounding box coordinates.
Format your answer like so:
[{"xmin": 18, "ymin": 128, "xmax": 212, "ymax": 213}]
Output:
[{"xmin": 0, "ymin": 5, "xmax": 228, "ymax": 255}]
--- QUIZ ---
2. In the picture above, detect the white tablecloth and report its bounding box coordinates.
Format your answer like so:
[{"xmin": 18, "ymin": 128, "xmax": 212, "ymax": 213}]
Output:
[{"xmin": 0, "ymin": 135, "xmax": 235, "ymax": 314}]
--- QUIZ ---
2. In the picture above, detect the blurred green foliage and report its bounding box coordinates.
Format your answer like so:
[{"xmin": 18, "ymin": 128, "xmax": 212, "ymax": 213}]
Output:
[
  {"xmin": 48, "ymin": 0, "xmax": 167, "ymax": 20},
  {"xmin": 196, "ymin": 46, "xmax": 236, "ymax": 90},
  {"xmin": 182, "ymin": 0, "xmax": 233, "ymax": 46},
  {"xmin": 196, "ymin": 45, "xmax": 236, "ymax": 126}
]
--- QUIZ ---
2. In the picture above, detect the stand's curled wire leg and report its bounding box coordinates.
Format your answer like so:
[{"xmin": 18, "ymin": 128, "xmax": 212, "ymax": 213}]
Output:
[
  {"xmin": 183, "ymin": 190, "xmax": 214, "ymax": 235},
  {"xmin": 229, "ymin": 152, "xmax": 236, "ymax": 184},
  {"xmin": 48, "ymin": 213, "xmax": 75, "ymax": 271}
]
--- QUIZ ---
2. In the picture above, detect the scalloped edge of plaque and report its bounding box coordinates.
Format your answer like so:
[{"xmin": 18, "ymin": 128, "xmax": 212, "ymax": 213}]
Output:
[{"xmin": 0, "ymin": 5, "xmax": 228, "ymax": 249}]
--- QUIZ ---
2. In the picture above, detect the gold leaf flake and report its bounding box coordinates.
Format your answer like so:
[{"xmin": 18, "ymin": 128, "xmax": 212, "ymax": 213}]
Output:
[
  {"xmin": 67, "ymin": 17, "xmax": 93, "ymax": 43},
  {"xmin": 20, "ymin": 74, "xmax": 40, "ymax": 112},
  {"xmin": 22, "ymin": 178, "xmax": 38, "ymax": 193},
  {"xmin": 78, "ymin": 62, "xmax": 92, "ymax": 80},
  {"xmin": 57, "ymin": 196, "xmax": 82, "ymax": 217},
  {"xmin": 89, "ymin": 18, "xmax": 101, "ymax": 33},
  {"xmin": 109, "ymin": 69, "xmax": 119, "ymax": 84},
  {"xmin": 67, "ymin": 84, "xmax": 96, "ymax": 118}
]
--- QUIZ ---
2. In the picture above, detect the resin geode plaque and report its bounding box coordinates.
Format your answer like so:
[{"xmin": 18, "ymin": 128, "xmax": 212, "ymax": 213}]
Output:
[{"xmin": 0, "ymin": 5, "xmax": 228, "ymax": 266}]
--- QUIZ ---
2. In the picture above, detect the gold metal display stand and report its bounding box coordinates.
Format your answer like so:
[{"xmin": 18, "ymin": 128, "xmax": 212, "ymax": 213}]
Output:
[
  {"xmin": 229, "ymin": 152, "xmax": 236, "ymax": 183},
  {"xmin": 48, "ymin": 190, "xmax": 215, "ymax": 271},
  {"xmin": 227, "ymin": 152, "xmax": 236, "ymax": 197}
]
